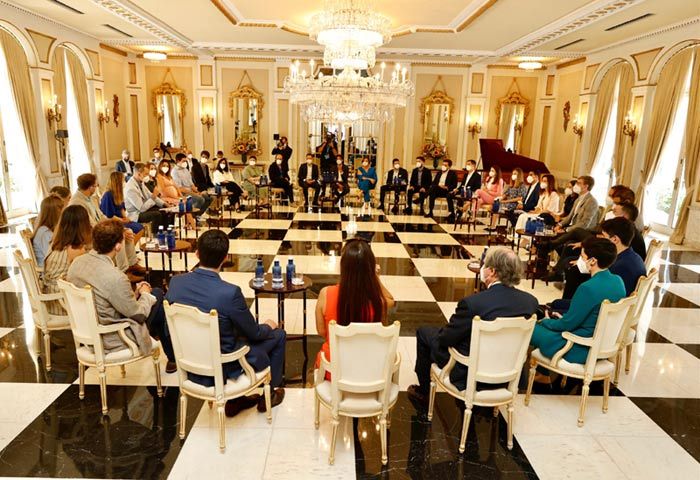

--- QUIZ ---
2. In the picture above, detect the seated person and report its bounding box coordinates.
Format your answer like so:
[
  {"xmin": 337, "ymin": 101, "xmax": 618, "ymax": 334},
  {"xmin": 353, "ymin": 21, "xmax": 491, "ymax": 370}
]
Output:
[
  {"xmin": 514, "ymin": 174, "xmax": 560, "ymax": 233},
  {"xmin": 100, "ymin": 171, "xmax": 145, "ymax": 243},
  {"xmin": 405, "ymin": 156, "xmax": 433, "ymax": 215},
  {"xmin": 315, "ymin": 239, "xmax": 395, "ymax": 377},
  {"xmin": 449, "ymin": 159, "xmax": 481, "ymax": 217},
  {"xmin": 356, "ymin": 157, "xmax": 378, "ymax": 208},
  {"xmin": 150, "ymin": 147, "xmax": 163, "ymax": 165},
  {"xmin": 191, "ymin": 150, "xmax": 214, "ymax": 193},
  {"xmin": 329, "ymin": 157, "xmax": 350, "ymax": 207},
  {"xmin": 556, "ymin": 217, "xmax": 646, "ymax": 306},
  {"xmin": 615, "ymin": 203, "xmax": 646, "ymax": 260},
  {"xmin": 490, "ymin": 168, "xmax": 528, "ymax": 228},
  {"xmin": 298, "ymin": 154, "xmax": 321, "ymax": 207},
  {"xmin": 469, "ymin": 166, "xmax": 504, "ymax": 217},
  {"xmin": 143, "ymin": 164, "xmax": 158, "ymax": 193},
  {"xmin": 268, "ymin": 153, "xmax": 294, "ymax": 203},
  {"xmin": 66, "ymin": 219, "xmax": 176, "ymax": 373},
  {"xmin": 124, "ymin": 163, "xmax": 173, "ymax": 233},
  {"xmin": 115, "ymin": 149, "xmax": 135, "ymax": 181},
  {"xmin": 531, "ymin": 237, "xmax": 626, "ymax": 375},
  {"xmin": 507, "ymin": 171, "xmax": 541, "ymax": 227},
  {"xmin": 379, "ymin": 158, "xmax": 408, "ymax": 213},
  {"xmin": 561, "ymin": 179, "xmax": 579, "ymax": 218},
  {"xmin": 425, "ymin": 158, "xmax": 458, "ymax": 221},
  {"xmin": 242, "ymin": 156, "xmax": 267, "ymax": 199},
  {"xmin": 32, "ymin": 194, "xmax": 64, "ymax": 268},
  {"xmin": 407, "ymin": 247, "xmax": 539, "ymax": 405},
  {"xmin": 212, "ymin": 157, "xmax": 247, "ymax": 212},
  {"xmin": 171, "ymin": 153, "xmax": 212, "ymax": 215},
  {"xmin": 49, "ymin": 185, "xmax": 71, "ymax": 208},
  {"xmin": 166, "ymin": 230, "xmax": 286, "ymax": 416}
]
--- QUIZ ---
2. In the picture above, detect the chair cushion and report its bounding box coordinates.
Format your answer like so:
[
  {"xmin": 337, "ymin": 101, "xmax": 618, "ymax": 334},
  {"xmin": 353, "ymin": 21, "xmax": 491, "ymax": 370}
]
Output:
[
  {"xmin": 430, "ymin": 364, "xmax": 514, "ymax": 404},
  {"xmin": 182, "ymin": 368, "xmax": 270, "ymax": 399},
  {"xmin": 315, "ymin": 381, "xmax": 399, "ymax": 415},
  {"xmin": 624, "ymin": 329, "xmax": 635, "ymax": 346},
  {"xmin": 46, "ymin": 315, "xmax": 71, "ymax": 329},
  {"xmin": 76, "ymin": 339, "xmax": 161, "ymax": 366},
  {"xmin": 531, "ymin": 349, "xmax": 615, "ymax": 377}
]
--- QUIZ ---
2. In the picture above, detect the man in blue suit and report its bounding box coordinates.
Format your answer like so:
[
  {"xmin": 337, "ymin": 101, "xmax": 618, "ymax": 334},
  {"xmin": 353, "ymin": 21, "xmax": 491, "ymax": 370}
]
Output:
[
  {"xmin": 115, "ymin": 149, "xmax": 135, "ymax": 181},
  {"xmin": 407, "ymin": 247, "xmax": 539, "ymax": 406},
  {"xmin": 166, "ymin": 230, "xmax": 286, "ymax": 416}
]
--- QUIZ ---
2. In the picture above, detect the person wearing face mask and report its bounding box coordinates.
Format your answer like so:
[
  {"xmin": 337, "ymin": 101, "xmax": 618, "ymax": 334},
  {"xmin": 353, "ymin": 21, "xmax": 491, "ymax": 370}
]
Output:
[
  {"xmin": 271, "ymin": 136, "xmax": 293, "ymax": 176},
  {"xmin": 172, "ymin": 153, "xmax": 212, "ymax": 216},
  {"xmin": 115, "ymin": 149, "xmax": 135, "ymax": 181},
  {"xmin": 407, "ymin": 247, "xmax": 539, "ymax": 406},
  {"xmin": 151, "ymin": 147, "xmax": 163, "ymax": 165},
  {"xmin": 356, "ymin": 157, "xmax": 378, "ymax": 209},
  {"xmin": 156, "ymin": 160, "xmax": 196, "ymax": 229},
  {"xmin": 426, "ymin": 159, "xmax": 458, "ymax": 220},
  {"xmin": 514, "ymin": 174, "xmax": 561, "ymax": 233},
  {"xmin": 297, "ymin": 153, "xmax": 321, "ymax": 207},
  {"xmin": 330, "ymin": 156, "xmax": 350, "ymax": 207},
  {"xmin": 125, "ymin": 163, "xmax": 173, "ymax": 232},
  {"xmin": 468, "ymin": 165, "xmax": 504, "ymax": 217},
  {"xmin": 242, "ymin": 156, "xmax": 267, "ymax": 201},
  {"xmin": 561, "ymin": 179, "xmax": 579, "ymax": 218},
  {"xmin": 379, "ymin": 158, "xmax": 408, "ymax": 213},
  {"xmin": 143, "ymin": 164, "xmax": 158, "ymax": 193},
  {"xmin": 449, "ymin": 159, "xmax": 482, "ymax": 221},
  {"xmin": 213, "ymin": 158, "xmax": 247, "ymax": 212},
  {"xmin": 530, "ymin": 237, "xmax": 625, "ymax": 375},
  {"xmin": 191, "ymin": 150, "xmax": 214, "ymax": 193},
  {"xmin": 405, "ymin": 156, "xmax": 433, "ymax": 215},
  {"xmin": 518, "ymin": 171, "xmax": 541, "ymax": 215},
  {"xmin": 269, "ymin": 154, "xmax": 294, "ymax": 203},
  {"xmin": 100, "ymin": 171, "xmax": 145, "ymax": 243},
  {"xmin": 489, "ymin": 168, "xmax": 528, "ymax": 229},
  {"xmin": 316, "ymin": 133, "xmax": 339, "ymax": 173}
]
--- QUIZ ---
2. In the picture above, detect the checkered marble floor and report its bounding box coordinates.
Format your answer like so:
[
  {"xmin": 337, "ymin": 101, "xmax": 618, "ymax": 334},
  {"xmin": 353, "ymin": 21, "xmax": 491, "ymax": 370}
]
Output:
[{"xmin": 0, "ymin": 207, "xmax": 698, "ymax": 479}]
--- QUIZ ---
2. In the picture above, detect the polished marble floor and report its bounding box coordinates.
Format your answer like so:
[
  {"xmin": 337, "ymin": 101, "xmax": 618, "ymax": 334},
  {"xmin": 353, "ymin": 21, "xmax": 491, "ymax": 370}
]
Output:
[{"xmin": 0, "ymin": 205, "xmax": 698, "ymax": 479}]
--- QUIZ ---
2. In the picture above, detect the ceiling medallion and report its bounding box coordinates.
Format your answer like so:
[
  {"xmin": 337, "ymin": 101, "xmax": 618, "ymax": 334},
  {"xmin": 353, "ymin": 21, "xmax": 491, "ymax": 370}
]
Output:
[{"xmin": 285, "ymin": 0, "xmax": 414, "ymax": 122}]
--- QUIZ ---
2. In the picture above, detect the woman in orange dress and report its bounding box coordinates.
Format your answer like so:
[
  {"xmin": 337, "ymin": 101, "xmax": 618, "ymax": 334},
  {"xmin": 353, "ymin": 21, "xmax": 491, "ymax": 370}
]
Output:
[
  {"xmin": 314, "ymin": 238, "xmax": 395, "ymax": 375},
  {"xmin": 156, "ymin": 159, "xmax": 195, "ymax": 228}
]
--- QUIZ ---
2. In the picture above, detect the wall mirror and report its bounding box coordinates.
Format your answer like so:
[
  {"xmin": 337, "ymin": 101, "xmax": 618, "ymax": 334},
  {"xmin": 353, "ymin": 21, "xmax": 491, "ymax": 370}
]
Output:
[
  {"xmin": 229, "ymin": 71, "xmax": 264, "ymax": 155},
  {"xmin": 152, "ymin": 69, "xmax": 187, "ymax": 148},
  {"xmin": 420, "ymin": 76, "xmax": 454, "ymax": 147},
  {"xmin": 495, "ymin": 79, "xmax": 530, "ymax": 153}
]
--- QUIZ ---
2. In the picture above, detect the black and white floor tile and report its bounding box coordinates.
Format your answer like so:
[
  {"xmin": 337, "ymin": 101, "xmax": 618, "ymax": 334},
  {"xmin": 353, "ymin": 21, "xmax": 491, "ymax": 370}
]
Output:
[{"xmin": 0, "ymin": 206, "xmax": 698, "ymax": 479}]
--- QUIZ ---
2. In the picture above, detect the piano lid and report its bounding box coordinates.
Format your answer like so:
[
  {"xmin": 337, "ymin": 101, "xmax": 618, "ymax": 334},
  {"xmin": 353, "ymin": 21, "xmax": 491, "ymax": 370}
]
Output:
[{"xmin": 479, "ymin": 138, "xmax": 549, "ymax": 174}]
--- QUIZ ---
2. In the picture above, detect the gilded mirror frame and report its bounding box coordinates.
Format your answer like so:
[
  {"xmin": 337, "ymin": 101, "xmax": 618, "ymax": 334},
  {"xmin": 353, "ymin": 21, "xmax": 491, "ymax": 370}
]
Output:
[
  {"xmin": 228, "ymin": 83, "xmax": 264, "ymax": 155},
  {"xmin": 419, "ymin": 90, "xmax": 455, "ymax": 125},
  {"xmin": 494, "ymin": 80, "xmax": 530, "ymax": 131},
  {"xmin": 152, "ymin": 80, "xmax": 187, "ymax": 148}
]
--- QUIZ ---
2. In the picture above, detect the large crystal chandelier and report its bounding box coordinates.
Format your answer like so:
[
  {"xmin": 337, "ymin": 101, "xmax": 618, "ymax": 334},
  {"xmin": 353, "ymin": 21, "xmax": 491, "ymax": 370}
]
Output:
[{"xmin": 285, "ymin": 0, "xmax": 414, "ymax": 122}]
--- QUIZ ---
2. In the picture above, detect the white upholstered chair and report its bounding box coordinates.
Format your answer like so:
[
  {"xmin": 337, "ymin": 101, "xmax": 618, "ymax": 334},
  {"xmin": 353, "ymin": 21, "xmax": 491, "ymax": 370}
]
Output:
[
  {"xmin": 57, "ymin": 278, "xmax": 164, "ymax": 414},
  {"xmin": 163, "ymin": 301, "xmax": 272, "ymax": 451},
  {"xmin": 644, "ymin": 239, "xmax": 664, "ymax": 274},
  {"xmin": 314, "ymin": 320, "xmax": 401, "ymax": 466},
  {"xmin": 13, "ymin": 250, "xmax": 70, "ymax": 371},
  {"xmin": 525, "ymin": 295, "xmax": 637, "ymax": 426},
  {"xmin": 614, "ymin": 269, "xmax": 658, "ymax": 384},
  {"xmin": 428, "ymin": 315, "xmax": 536, "ymax": 453},
  {"xmin": 19, "ymin": 229, "xmax": 43, "ymax": 274}
]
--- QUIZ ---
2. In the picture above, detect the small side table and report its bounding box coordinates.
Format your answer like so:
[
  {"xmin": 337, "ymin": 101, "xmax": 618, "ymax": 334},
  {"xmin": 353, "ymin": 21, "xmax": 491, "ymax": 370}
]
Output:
[
  {"xmin": 160, "ymin": 207, "xmax": 201, "ymax": 238},
  {"xmin": 253, "ymin": 183, "xmax": 272, "ymax": 218},
  {"xmin": 140, "ymin": 239, "xmax": 191, "ymax": 278}
]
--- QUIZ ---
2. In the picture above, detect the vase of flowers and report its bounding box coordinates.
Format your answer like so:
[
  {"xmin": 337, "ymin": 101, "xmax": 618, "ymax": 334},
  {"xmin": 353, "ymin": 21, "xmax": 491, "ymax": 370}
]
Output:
[
  {"xmin": 422, "ymin": 142, "xmax": 447, "ymax": 169},
  {"xmin": 233, "ymin": 137, "xmax": 258, "ymax": 163}
]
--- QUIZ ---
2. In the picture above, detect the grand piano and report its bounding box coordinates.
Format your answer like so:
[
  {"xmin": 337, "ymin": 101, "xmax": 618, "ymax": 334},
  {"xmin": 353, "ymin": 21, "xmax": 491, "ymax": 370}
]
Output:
[{"xmin": 479, "ymin": 138, "xmax": 549, "ymax": 174}]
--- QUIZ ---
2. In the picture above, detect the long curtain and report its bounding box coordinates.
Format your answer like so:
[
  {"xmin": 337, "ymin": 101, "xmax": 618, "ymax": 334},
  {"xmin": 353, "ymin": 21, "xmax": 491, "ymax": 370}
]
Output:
[
  {"xmin": 670, "ymin": 46, "xmax": 700, "ymax": 244},
  {"xmin": 613, "ymin": 63, "xmax": 635, "ymax": 182},
  {"xmin": 585, "ymin": 63, "xmax": 623, "ymax": 172},
  {"xmin": 64, "ymin": 49, "xmax": 96, "ymax": 174},
  {"xmin": 0, "ymin": 29, "xmax": 47, "ymax": 196},
  {"xmin": 636, "ymin": 48, "xmax": 694, "ymax": 213}
]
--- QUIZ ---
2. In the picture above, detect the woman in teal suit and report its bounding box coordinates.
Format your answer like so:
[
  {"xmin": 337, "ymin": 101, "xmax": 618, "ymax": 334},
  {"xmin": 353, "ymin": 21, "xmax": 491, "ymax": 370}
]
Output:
[
  {"xmin": 356, "ymin": 157, "xmax": 377, "ymax": 209},
  {"xmin": 531, "ymin": 237, "xmax": 626, "ymax": 364}
]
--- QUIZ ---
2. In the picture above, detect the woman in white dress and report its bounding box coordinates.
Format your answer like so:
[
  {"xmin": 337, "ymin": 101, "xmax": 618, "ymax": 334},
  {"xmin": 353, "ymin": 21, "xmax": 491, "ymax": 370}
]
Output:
[{"xmin": 515, "ymin": 174, "xmax": 561, "ymax": 233}]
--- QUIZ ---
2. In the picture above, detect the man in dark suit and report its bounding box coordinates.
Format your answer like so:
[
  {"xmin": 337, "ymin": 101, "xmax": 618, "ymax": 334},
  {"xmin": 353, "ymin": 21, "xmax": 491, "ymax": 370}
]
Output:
[
  {"xmin": 115, "ymin": 149, "xmax": 135, "ymax": 181},
  {"xmin": 191, "ymin": 150, "xmax": 214, "ymax": 192},
  {"xmin": 407, "ymin": 247, "xmax": 539, "ymax": 405},
  {"xmin": 426, "ymin": 158, "xmax": 459, "ymax": 221},
  {"xmin": 447, "ymin": 159, "xmax": 481, "ymax": 216},
  {"xmin": 269, "ymin": 153, "xmax": 294, "ymax": 203},
  {"xmin": 330, "ymin": 158, "xmax": 350, "ymax": 207},
  {"xmin": 298, "ymin": 153, "xmax": 321, "ymax": 207},
  {"xmin": 379, "ymin": 158, "xmax": 409, "ymax": 213},
  {"xmin": 166, "ymin": 230, "xmax": 286, "ymax": 417},
  {"xmin": 271, "ymin": 136, "xmax": 293, "ymax": 176},
  {"xmin": 405, "ymin": 156, "xmax": 433, "ymax": 215}
]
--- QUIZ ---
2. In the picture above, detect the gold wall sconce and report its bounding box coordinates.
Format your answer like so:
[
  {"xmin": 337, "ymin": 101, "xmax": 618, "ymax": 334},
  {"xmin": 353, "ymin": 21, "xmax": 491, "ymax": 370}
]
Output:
[
  {"xmin": 622, "ymin": 112, "xmax": 637, "ymax": 144},
  {"xmin": 572, "ymin": 114, "xmax": 584, "ymax": 140},
  {"xmin": 47, "ymin": 94, "xmax": 62, "ymax": 126},
  {"xmin": 200, "ymin": 113, "xmax": 215, "ymax": 131},
  {"xmin": 98, "ymin": 107, "xmax": 111, "ymax": 127},
  {"xmin": 467, "ymin": 119, "xmax": 482, "ymax": 138}
]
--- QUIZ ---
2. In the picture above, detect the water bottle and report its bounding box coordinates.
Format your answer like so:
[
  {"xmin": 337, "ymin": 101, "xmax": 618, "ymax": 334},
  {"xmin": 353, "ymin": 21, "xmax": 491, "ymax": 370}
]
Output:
[
  {"xmin": 166, "ymin": 226, "xmax": 176, "ymax": 249},
  {"xmin": 525, "ymin": 218, "xmax": 533, "ymax": 234},
  {"xmin": 536, "ymin": 218, "xmax": 545, "ymax": 234},
  {"xmin": 286, "ymin": 257, "xmax": 295, "ymax": 284},
  {"xmin": 215, "ymin": 184, "xmax": 222, "ymax": 195},
  {"xmin": 492, "ymin": 198, "xmax": 500, "ymax": 214},
  {"xmin": 254, "ymin": 257, "xmax": 264, "ymax": 287},
  {"xmin": 272, "ymin": 260, "xmax": 283, "ymax": 289},
  {"xmin": 156, "ymin": 226, "xmax": 166, "ymax": 249},
  {"xmin": 178, "ymin": 198, "xmax": 184, "ymax": 213},
  {"xmin": 185, "ymin": 196, "xmax": 193, "ymax": 212},
  {"xmin": 466, "ymin": 187, "xmax": 473, "ymax": 200}
]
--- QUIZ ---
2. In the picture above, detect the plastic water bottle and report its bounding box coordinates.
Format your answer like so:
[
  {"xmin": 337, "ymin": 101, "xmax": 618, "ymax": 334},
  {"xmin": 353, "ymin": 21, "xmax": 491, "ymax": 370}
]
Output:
[
  {"xmin": 178, "ymin": 198, "xmax": 184, "ymax": 213},
  {"xmin": 272, "ymin": 260, "xmax": 283, "ymax": 289},
  {"xmin": 254, "ymin": 257, "xmax": 264, "ymax": 287},
  {"xmin": 492, "ymin": 198, "xmax": 500, "ymax": 214},
  {"xmin": 286, "ymin": 257, "xmax": 295, "ymax": 283},
  {"xmin": 185, "ymin": 196, "xmax": 193, "ymax": 212},
  {"xmin": 156, "ymin": 226, "xmax": 166, "ymax": 249},
  {"xmin": 525, "ymin": 218, "xmax": 534, "ymax": 234},
  {"xmin": 215, "ymin": 184, "xmax": 222, "ymax": 195},
  {"xmin": 166, "ymin": 226, "xmax": 176, "ymax": 249}
]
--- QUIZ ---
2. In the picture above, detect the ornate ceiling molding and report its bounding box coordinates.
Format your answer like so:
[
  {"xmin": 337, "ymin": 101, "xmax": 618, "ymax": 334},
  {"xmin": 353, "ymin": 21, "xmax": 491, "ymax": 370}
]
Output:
[
  {"xmin": 585, "ymin": 16, "xmax": 700, "ymax": 54},
  {"xmin": 91, "ymin": 0, "xmax": 192, "ymax": 48},
  {"xmin": 496, "ymin": 0, "xmax": 642, "ymax": 57},
  {"xmin": 0, "ymin": 0, "xmax": 99, "ymax": 41}
]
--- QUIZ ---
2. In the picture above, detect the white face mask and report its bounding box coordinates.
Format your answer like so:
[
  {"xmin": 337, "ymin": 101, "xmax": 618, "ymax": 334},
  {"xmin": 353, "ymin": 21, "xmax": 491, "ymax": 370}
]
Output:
[
  {"xmin": 154, "ymin": 153, "xmax": 161, "ymax": 159},
  {"xmin": 573, "ymin": 184, "xmax": 582, "ymax": 194},
  {"xmin": 337, "ymin": 159, "xmax": 343, "ymax": 165},
  {"xmin": 276, "ymin": 159, "xmax": 282, "ymax": 165},
  {"xmin": 604, "ymin": 210, "xmax": 616, "ymax": 221},
  {"xmin": 511, "ymin": 173, "xmax": 518, "ymax": 181},
  {"xmin": 160, "ymin": 167, "xmax": 169, "ymax": 174},
  {"xmin": 576, "ymin": 256, "xmax": 590, "ymax": 274},
  {"xmin": 393, "ymin": 164, "xmax": 399, "ymax": 170},
  {"xmin": 122, "ymin": 155, "xmax": 129, "ymax": 161},
  {"xmin": 540, "ymin": 182, "xmax": 548, "ymax": 190},
  {"xmin": 526, "ymin": 175, "xmax": 534, "ymax": 184},
  {"xmin": 489, "ymin": 171, "xmax": 496, "ymax": 179},
  {"xmin": 416, "ymin": 162, "xmax": 422, "ymax": 168},
  {"xmin": 187, "ymin": 154, "xmax": 193, "ymax": 159},
  {"xmin": 219, "ymin": 163, "xmax": 226, "ymax": 169},
  {"xmin": 249, "ymin": 161, "xmax": 256, "ymax": 166},
  {"xmin": 565, "ymin": 187, "xmax": 573, "ymax": 196},
  {"xmin": 466, "ymin": 165, "xmax": 474, "ymax": 172},
  {"xmin": 479, "ymin": 266, "xmax": 488, "ymax": 284},
  {"xmin": 179, "ymin": 162, "xmax": 187, "ymax": 169},
  {"xmin": 441, "ymin": 165, "xmax": 448, "ymax": 172},
  {"xmin": 149, "ymin": 170, "xmax": 157, "ymax": 178},
  {"xmin": 201, "ymin": 158, "xmax": 208, "ymax": 164},
  {"xmin": 605, "ymin": 196, "xmax": 613, "ymax": 206}
]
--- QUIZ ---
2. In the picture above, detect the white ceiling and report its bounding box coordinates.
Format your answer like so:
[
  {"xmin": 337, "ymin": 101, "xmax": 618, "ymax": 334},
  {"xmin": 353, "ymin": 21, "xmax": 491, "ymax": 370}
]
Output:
[{"xmin": 5, "ymin": 0, "xmax": 699, "ymax": 63}]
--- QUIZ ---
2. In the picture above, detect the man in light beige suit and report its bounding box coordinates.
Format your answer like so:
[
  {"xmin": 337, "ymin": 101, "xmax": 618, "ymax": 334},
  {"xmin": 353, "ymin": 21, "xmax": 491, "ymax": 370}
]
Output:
[{"xmin": 69, "ymin": 173, "xmax": 146, "ymax": 282}]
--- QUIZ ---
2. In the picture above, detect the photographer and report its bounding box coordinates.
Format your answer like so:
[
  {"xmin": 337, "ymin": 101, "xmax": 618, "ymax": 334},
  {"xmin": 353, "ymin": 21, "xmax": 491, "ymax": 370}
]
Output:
[{"xmin": 271, "ymin": 136, "xmax": 293, "ymax": 175}]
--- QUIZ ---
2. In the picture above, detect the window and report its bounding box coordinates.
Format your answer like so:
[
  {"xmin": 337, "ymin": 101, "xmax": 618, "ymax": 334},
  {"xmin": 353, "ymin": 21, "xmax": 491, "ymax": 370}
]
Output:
[
  {"xmin": 64, "ymin": 52, "xmax": 91, "ymax": 190},
  {"xmin": 590, "ymin": 75, "xmax": 620, "ymax": 205},
  {"xmin": 0, "ymin": 38, "xmax": 37, "ymax": 214}
]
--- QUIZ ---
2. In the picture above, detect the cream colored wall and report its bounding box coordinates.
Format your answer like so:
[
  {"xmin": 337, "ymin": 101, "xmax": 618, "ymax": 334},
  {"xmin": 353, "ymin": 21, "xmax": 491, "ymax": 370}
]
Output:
[
  {"xmin": 548, "ymin": 67, "xmax": 584, "ymax": 177},
  {"xmin": 101, "ymin": 54, "xmax": 128, "ymax": 162}
]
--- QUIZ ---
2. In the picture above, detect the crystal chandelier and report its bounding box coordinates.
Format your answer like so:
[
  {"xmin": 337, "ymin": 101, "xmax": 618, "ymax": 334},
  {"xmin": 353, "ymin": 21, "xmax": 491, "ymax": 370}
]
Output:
[{"xmin": 285, "ymin": 0, "xmax": 414, "ymax": 122}]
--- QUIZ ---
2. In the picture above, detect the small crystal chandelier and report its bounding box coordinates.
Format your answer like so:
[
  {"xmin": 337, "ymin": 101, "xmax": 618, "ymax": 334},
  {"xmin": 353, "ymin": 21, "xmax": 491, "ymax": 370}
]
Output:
[{"xmin": 285, "ymin": 0, "xmax": 414, "ymax": 122}]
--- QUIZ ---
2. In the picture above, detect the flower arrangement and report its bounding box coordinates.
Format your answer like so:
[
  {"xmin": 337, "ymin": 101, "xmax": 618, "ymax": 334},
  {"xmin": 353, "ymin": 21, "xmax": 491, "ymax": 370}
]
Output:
[
  {"xmin": 232, "ymin": 137, "xmax": 257, "ymax": 156},
  {"xmin": 422, "ymin": 141, "xmax": 447, "ymax": 167}
]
